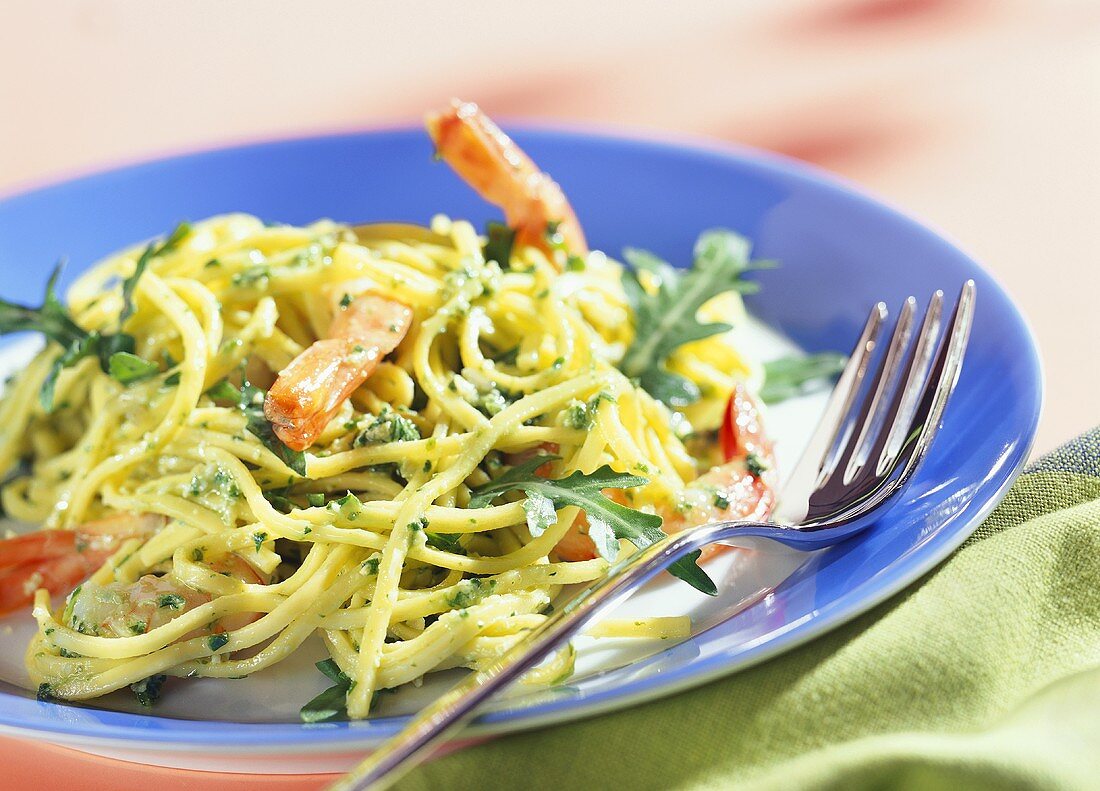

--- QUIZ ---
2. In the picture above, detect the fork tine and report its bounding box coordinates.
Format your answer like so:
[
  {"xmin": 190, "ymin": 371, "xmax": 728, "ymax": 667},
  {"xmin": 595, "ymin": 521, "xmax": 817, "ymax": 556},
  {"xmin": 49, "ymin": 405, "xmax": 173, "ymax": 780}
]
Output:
[
  {"xmin": 815, "ymin": 295, "xmax": 913, "ymax": 491},
  {"xmin": 814, "ymin": 280, "xmax": 975, "ymax": 523},
  {"xmin": 839, "ymin": 296, "xmax": 917, "ymax": 485},
  {"xmin": 873, "ymin": 291, "xmax": 944, "ymax": 476},
  {"xmin": 774, "ymin": 302, "xmax": 886, "ymax": 522},
  {"xmin": 886, "ymin": 279, "xmax": 976, "ymax": 482}
]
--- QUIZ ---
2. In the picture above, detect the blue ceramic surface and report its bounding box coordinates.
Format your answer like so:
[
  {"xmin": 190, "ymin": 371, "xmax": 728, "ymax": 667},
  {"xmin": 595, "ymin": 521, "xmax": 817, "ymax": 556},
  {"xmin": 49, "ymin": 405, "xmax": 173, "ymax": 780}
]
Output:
[{"xmin": 0, "ymin": 127, "xmax": 1041, "ymax": 750}]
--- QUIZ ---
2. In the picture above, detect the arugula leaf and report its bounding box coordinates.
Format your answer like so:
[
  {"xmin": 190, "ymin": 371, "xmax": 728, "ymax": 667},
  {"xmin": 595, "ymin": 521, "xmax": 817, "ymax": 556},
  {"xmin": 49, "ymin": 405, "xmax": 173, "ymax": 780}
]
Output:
[
  {"xmin": 301, "ymin": 683, "xmax": 350, "ymax": 723},
  {"xmin": 108, "ymin": 351, "xmax": 159, "ymax": 384},
  {"xmin": 522, "ymin": 490, "xmax": 557, "ymax": 537},
  {"xmin": 761, "ymin": 352, "xmax": 847, "ymax": 404},
  {"xmin": 0, "ymin": 224, "xmax": 189, "ymax": 411},
  {"xmin": 483, "ymin": 221, "xmax": 516, "ymax": 267},
  {"xmin": 301, "ymin": 659, "xmax": 353, "ymax": 723},
  {"xmin": 469, "ymin": 455, "xmax": 716, "ymax": 595},
  {"xmin": 619, "ymin": 230, "xmax": 762, "ymax": 408},
  {"xmin": 204, "ymin": 379, "xmax": 306, "ymax": 476},
  {"xmin": 0, "ymin": 264, "xmax": 86, "ymax": 347},
  {"xmin": 238, "ymin": 382, "xmax": 308, "ymax": 477},
  {"xmin": 120, "ymin": 222, "xmax": 190, "ymax": 327}
]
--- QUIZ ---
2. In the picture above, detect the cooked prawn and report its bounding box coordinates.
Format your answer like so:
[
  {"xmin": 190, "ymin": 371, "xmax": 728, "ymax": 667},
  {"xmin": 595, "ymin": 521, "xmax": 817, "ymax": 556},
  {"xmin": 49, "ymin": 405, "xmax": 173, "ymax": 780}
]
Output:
[
  {"xmin": 426, "ymin": 99, "xmax": 588, "ymax": 260},
  {"xmin": 264, "ymin": 293, "xmax": 413, "ymax": 451},
  {"xmin": 64, "ymin": 553, "xmax": 265, "ymax": 639},
  {"xmin": 0, "ymin": 513, "xmax": 164, "ymax": 616},
  {"xmin": 555, "ymin": 384, "xmax": 776, "ymax": 562}
]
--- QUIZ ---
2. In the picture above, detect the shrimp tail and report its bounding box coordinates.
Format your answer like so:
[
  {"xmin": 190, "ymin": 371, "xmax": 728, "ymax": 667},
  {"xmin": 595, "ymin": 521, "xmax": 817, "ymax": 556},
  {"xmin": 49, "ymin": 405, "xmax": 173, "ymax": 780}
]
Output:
[{"xmin": 426, "ymin": 99, "xmax": 587, "ymax": 260}]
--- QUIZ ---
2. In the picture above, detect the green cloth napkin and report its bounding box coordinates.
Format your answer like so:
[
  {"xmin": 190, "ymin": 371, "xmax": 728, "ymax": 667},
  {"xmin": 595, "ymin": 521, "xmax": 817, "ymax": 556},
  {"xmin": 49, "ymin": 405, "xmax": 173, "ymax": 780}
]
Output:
[{"xmin": 401, "ymin": 429, "xmax": 1100, "ymax": 790}]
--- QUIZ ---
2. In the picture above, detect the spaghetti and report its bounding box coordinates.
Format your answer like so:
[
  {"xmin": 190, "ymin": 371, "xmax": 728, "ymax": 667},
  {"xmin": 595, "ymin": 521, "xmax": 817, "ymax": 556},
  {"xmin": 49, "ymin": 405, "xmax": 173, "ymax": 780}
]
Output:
[{"xmin": 0, "ymin": 101, "xmax": 782, "ymax": 720}]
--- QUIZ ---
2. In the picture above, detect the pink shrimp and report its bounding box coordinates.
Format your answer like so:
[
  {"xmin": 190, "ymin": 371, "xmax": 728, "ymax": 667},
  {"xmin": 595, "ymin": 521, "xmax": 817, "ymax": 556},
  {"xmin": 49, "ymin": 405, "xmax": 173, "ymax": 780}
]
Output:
[
  {"xmin": 555, "ymin": 384, "xmax": 776, "ymax": 563},
  {"xmin": 0, "ymin": 513, "xmax": 164, "ymax": 616},
  {"xmin": 63, "ymin": 553, "xmax": 266, "ymax": 639},
  {"xmin": 264, "ymin": 293, "xmax": 413, "ymax": 451},
  {"xmin": 425, "ymin": 99, "xmax": 588, "ymax": 260}
]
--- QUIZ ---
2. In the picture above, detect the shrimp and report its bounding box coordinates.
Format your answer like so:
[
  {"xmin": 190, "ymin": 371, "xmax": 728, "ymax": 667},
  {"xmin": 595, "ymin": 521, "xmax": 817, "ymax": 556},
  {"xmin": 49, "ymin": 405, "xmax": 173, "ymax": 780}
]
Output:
[
  {"xmin": 426, "ymin": 99, "xmax": 588, "ymax": 260},
  {"xmin": 264, "ymin": 293, "xmax": 413, "ymax": 451},
  {"xmin": 0, "ymin": 513, "xmax": 164, "ymax": 616},
  {"xmin": 64, "ymin": 553, "xmax": 265, "ymax": 639},
  {"xmin": 555, "ymin": 384, "xmax": 776, "ymax": 563}
]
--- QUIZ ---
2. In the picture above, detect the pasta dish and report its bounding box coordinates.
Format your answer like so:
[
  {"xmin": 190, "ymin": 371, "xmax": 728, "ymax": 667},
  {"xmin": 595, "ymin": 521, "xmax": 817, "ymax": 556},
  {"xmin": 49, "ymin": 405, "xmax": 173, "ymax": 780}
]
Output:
[{"xmin": 0, "ymin": 101, "xmax": 836, "ymax": 720}]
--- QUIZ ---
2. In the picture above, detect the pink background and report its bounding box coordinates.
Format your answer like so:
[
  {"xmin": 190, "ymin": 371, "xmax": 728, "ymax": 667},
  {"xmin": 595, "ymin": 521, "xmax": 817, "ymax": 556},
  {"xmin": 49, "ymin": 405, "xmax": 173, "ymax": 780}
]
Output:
[{"xmin": 1, "ymin": 0, "xmax": 1097, "ymax": 787}]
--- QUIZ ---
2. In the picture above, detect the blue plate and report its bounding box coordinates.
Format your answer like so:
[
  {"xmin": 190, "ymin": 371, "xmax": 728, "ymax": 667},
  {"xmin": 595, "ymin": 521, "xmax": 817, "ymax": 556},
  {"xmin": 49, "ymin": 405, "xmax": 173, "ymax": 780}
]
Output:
[{"xmin": 0, "ymin": 127, "xmax": 1041, "ymax": 770}]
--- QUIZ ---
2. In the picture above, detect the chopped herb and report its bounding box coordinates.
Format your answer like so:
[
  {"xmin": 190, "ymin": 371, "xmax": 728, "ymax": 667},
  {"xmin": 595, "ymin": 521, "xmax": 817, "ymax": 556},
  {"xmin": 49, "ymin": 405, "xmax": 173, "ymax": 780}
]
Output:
[
  {"xmin": 565, "ymin": 254, "xmax": 586, "ymax": 272},
  {"xmin": 491, "ymin": 345, "xmax": 520, "ymax": 366},
  {"xmin": 713, "ymin": 491, "xmax": 730, "ymax": 510},
  {"xmin": 355, "ymin": 408, "xmax": 420, "ymax": 446},
  {"xmin": 231, "ymin": 264, "xmax": 272, "ymax": 287},
  {"xmin": 191, "ymin": 547, "xmax": 205, "ymax": 562},
  {"xmin": 37, "ymin": 683, "xmax": 55, "ymax": 701},
  {"xmin": 163, "ymin": 371, "xmax": 181, "ymax": 387},
  {"xmin": 207, "ymin": 633, "xmax": 230, "ymax": 652},
  {"xmin": 425, "ymin": 532, "xmax": 465, "ymax": 554},
  {"xmin": 129, "ymin": 620, "xmax": 147, "ymax": 635},
  {"xmin": 760, "ymin": 353, "xmax": 847, "ymax": 404},
  {"xmin": 339, "ymin": 293, "xmax": 354, "ymax": 308},
  {"xmin": 619, "ymin": 230, "xmax": 766, "ymax": 407},
  {"xmin": 562, "ymin": 391, "xmax": 615, "ymax": 430},
  {"xmin": 470, "ymin": 455, "xmax": 715, "ymax": 595},
  {"xmin": 307, "ymin": 492, "xmax": 326, "ymax": 507},
  {"xmin": 446, "ymin": 577, "xmax": 496, "ymax": 609},
  {"xmin": 157, "ymin": 593, "xmax": 186, "ymax": 610},
  {"xmin": 252, "ymin": 531, "xmax": 268, "ymax": 552},
  {"xmin": 745, "ymin": 453, "xmax": 768, "ymax": 477},
  {"xmin": 130, "ymin": 674, "xmax": 168, "ymax": 707},
  {"xmin": 264, "ymin": 492, "xmax": 295, "ymax": 513}
]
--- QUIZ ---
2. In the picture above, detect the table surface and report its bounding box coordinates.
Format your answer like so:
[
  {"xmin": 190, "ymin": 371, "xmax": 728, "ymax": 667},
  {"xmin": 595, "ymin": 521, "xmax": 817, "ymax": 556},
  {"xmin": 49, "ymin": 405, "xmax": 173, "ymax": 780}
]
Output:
[{"xmin": 0, "ymin": 1, "xmax": 1096, "ymax": 787}]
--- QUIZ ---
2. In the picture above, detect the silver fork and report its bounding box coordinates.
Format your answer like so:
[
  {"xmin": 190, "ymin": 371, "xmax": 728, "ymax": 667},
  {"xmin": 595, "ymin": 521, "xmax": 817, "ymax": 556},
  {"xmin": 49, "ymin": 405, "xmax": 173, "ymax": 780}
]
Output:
[{"xmin": 331, "ymin": 281, "xmax": 977, "ymax": 791}]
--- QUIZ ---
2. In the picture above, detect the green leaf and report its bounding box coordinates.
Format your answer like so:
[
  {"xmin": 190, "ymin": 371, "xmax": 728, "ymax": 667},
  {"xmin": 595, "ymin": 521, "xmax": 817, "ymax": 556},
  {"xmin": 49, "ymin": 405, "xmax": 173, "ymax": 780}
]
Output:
[
  {"xmin": 237, "ymin": 381, "xmax": 307, "ymax": 477},
  {"xmin": 108, "ymin": 351, "xmax": 160, "ymax": 384},
  {"xmin": 637, "ymin": 369, "xmax": 701, "ymax": 408},
  {"xmin": 483, "ymin": 221, "xmax": 516, "ymax": 267},
  {"xmin": 316, "ymin": 658, "xmax": 351, "ymax": 686},
  {"xmin": 300, "ymin": 683, "xmax": 349, "ymax": 723},
  {"xmin": 301, "ymin": 659, "xmax": 352, "ymax": 723},
  {"xmin": 618, "ymin": 229, "xmax": 761, "ymax": 407},
  {"xmin": 120, "ymin": 222, "xmax": 190, "ymax": 327},
  {"xmin": 205, "ymin": 380, "xmax": 242, "ymax": 402},
  {"xmin": 761, "ymin": 352, "xmax": 847, "ymax": 404},
  {"xmin": 0, "ymin": 263, "xmax": 86, "ymax": 347},
  {"xmin": 469, "ymin": 457, "xmax": 716, "ymax": 595},
  {"xmin": 522, "ymin": 490, "xmax": 557, "ymax": 537},
  {"xmin": 0, "ymin": 228, "xmax": 185, "ymax": 411},
  {"xmin": 622, "ymin": 247, "xmax": 677, "ymax": 285}
]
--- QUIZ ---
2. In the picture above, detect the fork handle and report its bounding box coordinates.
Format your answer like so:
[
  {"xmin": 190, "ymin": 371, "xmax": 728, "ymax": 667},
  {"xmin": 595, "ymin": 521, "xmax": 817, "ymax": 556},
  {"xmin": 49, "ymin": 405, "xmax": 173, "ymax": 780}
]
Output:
[{"xmin": 329, "ymin": 520, "xmax": 771, "ymax": 791}]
